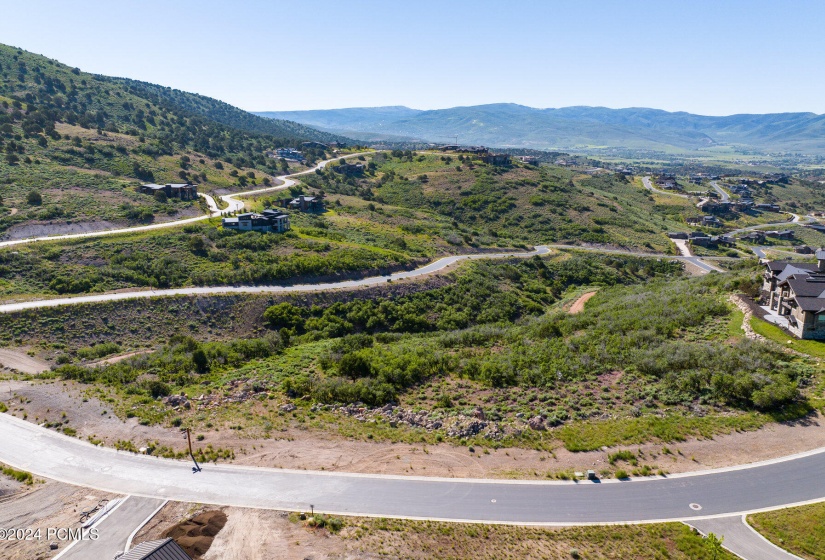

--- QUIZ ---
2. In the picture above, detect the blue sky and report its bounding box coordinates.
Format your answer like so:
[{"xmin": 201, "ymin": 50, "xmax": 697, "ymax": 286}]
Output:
[{"xmin": 1, "ymin": 0, "xmax": 823, "ymax": 115}]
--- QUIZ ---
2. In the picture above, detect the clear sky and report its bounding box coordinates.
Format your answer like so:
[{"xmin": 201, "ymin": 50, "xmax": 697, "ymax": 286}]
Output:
[{"xmin": 1, "ymin": 0, "xmax": 823, "ymax": 115}]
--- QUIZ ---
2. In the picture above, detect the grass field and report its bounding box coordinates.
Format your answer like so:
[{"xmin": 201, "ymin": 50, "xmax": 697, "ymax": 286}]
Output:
[
  {"xmin": 338, "ymin": 517, "xmax": 738, "ymax": 560},
  {"xmin": 749, "ymin": 502, "xmax": 825, "ymax": 560}
]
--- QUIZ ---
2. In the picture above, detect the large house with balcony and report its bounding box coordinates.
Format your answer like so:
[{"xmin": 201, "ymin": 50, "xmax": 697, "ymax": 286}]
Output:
[
  {"xmin": 221, "ymin": 209, "xmax": 290, "ymax": 233},
  {"xmin": 762, "ymin": 249, "xmax": 825, "ymax": 339}
]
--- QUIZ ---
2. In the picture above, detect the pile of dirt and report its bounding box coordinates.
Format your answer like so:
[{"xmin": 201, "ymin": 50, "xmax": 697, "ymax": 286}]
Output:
[{"xmin": 162, "ymin": 510, "xmax": 227, "ymax": 558}]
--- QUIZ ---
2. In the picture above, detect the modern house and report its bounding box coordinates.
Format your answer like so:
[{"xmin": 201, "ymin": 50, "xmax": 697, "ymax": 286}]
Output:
[
  {"xmin": 221, "ymin": 209, "xmax": 290, "ymax": 233},
  {"xmin": 332, "ymin": 162, "xmax": 365, "ymax": 175},
  {"xmin": 274, "ymin": 148, "xmax": 305, "ymax": 161},
  {"xmin": 277, "ymin": 194, "xmax": 325, "ymax": 212},
  {"xmin": 766, "ymin": 229, "xmax": 795, "ymax": 240},
  {"xmin": 762, "ymin": 250, "xmax": 825, "ymax": 339},
  {"xmin": 482, "ymin": 153, "xmax": 512, "ymax": 165},
  {"xmin": 139, "ymin": 183, "xmax": 198, "ymax": 200}
]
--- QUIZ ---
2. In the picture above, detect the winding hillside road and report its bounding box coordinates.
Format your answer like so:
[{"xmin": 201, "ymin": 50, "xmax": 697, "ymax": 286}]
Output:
[
  {"xmin": 1, "ymin": 413, "xmax": 824, "ymax": 525},
  {"xmin": 0, "ymin": 152, "xmax": 371, "ymax": 249},
  {"xmin": 0, "ymin": 245, "xmax": 728, "ymax": 314}
]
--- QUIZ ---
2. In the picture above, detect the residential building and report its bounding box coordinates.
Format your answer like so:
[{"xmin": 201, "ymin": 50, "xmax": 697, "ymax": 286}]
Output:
[
  {"xmin": 766, "ymin": 229, "xmax": 795, "ymax": 240},
  {"xmin": 286, "ymin": 194, "xmax": 325, "ymax": 212},
  {"xmin": 763, "ymin": 250, "xmax": 825, "ymax": 339},
  {"xmin": 139, "ymin": 183, "xmax": 198, "ymax": 200},
  {"xmin": 795, "ymin": 245, "xmax": 815, "ymax": 255},
  {"xmin": 302, "ymin": 141, "xmax": 329, "ymax": 150},
  {"xmin": 221, "ymin": 209, "xmax": 290, "ymax": 233},
  {"xmin": 482, "ymin": 153, "xmax": 512, "ymax": 166},
  {"xmin": 755, "ymin": 203, "xmax": 781, "ymax": 212},
  {"xmin": 667, "ymin": 232, "xmax": 689, "ymax": 239},
  {"xmin": 274, "ymin": 148, "xmax": 305, "ymax": 161},
  {"xmin": 332, "ymin": 162, "xmax": 365, "ymax": 175},
  {"xmin": 517, "ymin": 155, "xmax": 540, "ymax": 166},
  {"xmin": 740, "ymin": 231, "xmax": 767, "ymax": 243}
]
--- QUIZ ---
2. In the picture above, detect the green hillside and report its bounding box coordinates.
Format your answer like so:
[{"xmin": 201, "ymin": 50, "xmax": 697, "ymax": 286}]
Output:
[{"xmin": 0, "ymin": 43, "xmax": 347, "ymax": 238}]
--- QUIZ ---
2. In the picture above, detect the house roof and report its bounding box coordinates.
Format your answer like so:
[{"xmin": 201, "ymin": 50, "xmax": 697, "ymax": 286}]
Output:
[
  {"xmin": 118, "ymin": 538, "xmax": 192, "ymax": 560},
  {"xmin": 780, "ymin": 274, "xmax": 825, "ymax": 298},
  {"xmin": 766, "ymin": 261, "xmax": 817, "ymax": 274}
]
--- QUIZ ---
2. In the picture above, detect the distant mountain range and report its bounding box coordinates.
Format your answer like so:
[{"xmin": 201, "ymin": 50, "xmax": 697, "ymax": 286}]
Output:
[{"xmin": 255, "ymin": 104, "xmax": 825, "ymax": 154}]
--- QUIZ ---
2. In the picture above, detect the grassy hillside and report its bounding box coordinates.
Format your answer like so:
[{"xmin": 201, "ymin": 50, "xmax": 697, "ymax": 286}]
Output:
[
  {"xmin": 0, "ymin": 43, "xmax": 347, "ymax": 237},
  {"xmin": 302, "ymin": 151, "xmax": 692, "ymax": 252},
  {"xmin": 31, "ymin": 255, "xmax": 819, "ymax": 454}
]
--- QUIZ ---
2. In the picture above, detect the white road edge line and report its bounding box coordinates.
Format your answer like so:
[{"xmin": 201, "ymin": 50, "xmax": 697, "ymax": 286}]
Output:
[
  {"xmin": 52, "ymin": 495, "xmax": 130, "ymax": 560},
  {"xmin": 123, "ymin": 498, "xmax": 168, "ymax": 552}
]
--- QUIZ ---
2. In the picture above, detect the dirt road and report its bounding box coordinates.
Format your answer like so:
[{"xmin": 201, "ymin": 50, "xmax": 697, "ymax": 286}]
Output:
[
  {"xmin": 0, "ymin": 349, "xmax": 49, "ymax": 374},
  {"xmin": 568, "ymin": 291, "xmax": 597, "ymax": 314}
]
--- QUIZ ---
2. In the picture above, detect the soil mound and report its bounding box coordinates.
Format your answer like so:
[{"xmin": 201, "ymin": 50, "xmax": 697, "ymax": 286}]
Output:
[{"xmin": 162, "ymin": 510, "xmax": 227, "ymax": 558}]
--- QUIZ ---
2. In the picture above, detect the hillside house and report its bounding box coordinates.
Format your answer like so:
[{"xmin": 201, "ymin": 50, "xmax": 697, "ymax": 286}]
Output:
[
  {"xmin": 221, "ymin": 209, "xmax": 290, "ymax": 233},
  {"xmin": 796, "ymin": 245, "xmax": 815, "ymax": 255},
  {"xmin": 287, "ymin": 195, "xmax": 325, "ymax": 212},
  {"xmin": 740, "ymin": 231, "xmax": 767, "ymax": 243},
  {"xmin": 763, "ymin": 250, "xmax": 825, "ymax": 339},
  {"xmin": 702, "ymin": 215, "xmax": 722, "ymax": 227},
  {"xmin": 302, "ymin": 141, "xmax": 329, "ymax": 150},
  {"xmin": 139, "ymin": 183, "xmax": 198, "ymax": 200},
  {"xmin": 332, "ymin": 162, "xmax": 365, "ymax": 175},
  {"xmin": 482, "ymin": 153, "xmax": 511, "ymax": 166},
  {"xmin": 766, "ymin": 229, "xmax": 795, "ymax": 240},
  {"xmin": 517, "ymin": 155, "xmax": 540, "ymax": 166},
  {"xmin": 274, "ymin": 148, "xmax": 304, "ymax": 161},
  {"xmin": 755, "ymin": 203, "xmax": 781, "ymax": 212},
  {"xmin": 667, "ymin": 232, "xmax": 689, "ymax": 239}
]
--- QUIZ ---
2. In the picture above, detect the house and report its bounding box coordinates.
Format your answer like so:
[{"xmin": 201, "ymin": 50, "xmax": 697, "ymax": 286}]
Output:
[
  {"xmin": 686, "ymin": 217, "xmax": 702, "ymax": 225},
  {"xmin": 807, "ymin": 224, "xmax": 825, "ymax": 233},
  {"xmin": 221, "ymin": 209, "xmax": 290, "ymax": 233},
  {"xmin": 755, "ymin": 203, "xmax": 781, "ymax": 212},
  {"xmin": 717, "ymin": 235, "xmax": 736, "ymax": 247},
  {"xmin": 667, "ymin": 232, "xmax": 689, "ymax": 239},
  {"xmin": 766, "ymin": 229, "xmax": 795, "ymax": 240},
  {"xmin": 702, "ymin": 215, "xmax": 722, "ymax": 227},
  {"xmin": 139, "ymin": 183, "xmax": 198, "ymax": 201},
  {"xmin": 286, "ymin": 195, "xmax": 325, "ymax": 212},
  {"xmin": 690, "ymin": 235, "xmax": 714, "ymax": 248},
  {"xmin": 482, "ymin": 153, "xmax": 511, "ymax": 166},
  {"xmin": 740, "ymin": 231, "xmax": 767, "ymax": 243},
  {"xmin": 274, "ymin": 148, "xmax": 305, "ymax": 161},
  {"xmin": 332, "ymin": 162, "xmax": 365, "ymax": 175},
  {"xmin": 114, "ymin": 538, "xmax": 191, "ymax": 560},
  {"xmin": 763, "ymin": 250, "xmax": 825, "ymax": 339},
  {"xmin": 796, "ymin": 245, "xmax": 815, "ymax": 255},
  {"xmin": 517, "ymin": 155, "xmax": 540, "ymax": 166}
]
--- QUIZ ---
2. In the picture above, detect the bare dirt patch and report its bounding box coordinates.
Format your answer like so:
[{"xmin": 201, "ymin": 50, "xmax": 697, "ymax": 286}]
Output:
[
  {"xmin": 0, "ymin": 349, "xmax": 49, "ymax": 374},
  {"xmin": 0, "ymin": 480, "xmax": 118, "ymax": 560},
  {"xmin": 568, "ymin": 290, "xmax": 597, "ymax": 314},
  {"xmin": 161, "ymin": 510, "xmax": 227, "ymax": 559},
  {"xmin": 8, "ymin": 208, "xmax": 17, "ymax": 216}
]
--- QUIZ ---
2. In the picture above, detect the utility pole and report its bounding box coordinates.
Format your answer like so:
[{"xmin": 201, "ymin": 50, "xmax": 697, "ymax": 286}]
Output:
[{"xmin": 184, "ymin": 428, "xmax": 202, "ymax": 473}]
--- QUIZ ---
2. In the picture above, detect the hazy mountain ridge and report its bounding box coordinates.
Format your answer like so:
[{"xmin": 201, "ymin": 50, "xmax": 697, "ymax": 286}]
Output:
[{"xmin": 256, "ymin": 103, "xmax": 825, "ymax": 153}]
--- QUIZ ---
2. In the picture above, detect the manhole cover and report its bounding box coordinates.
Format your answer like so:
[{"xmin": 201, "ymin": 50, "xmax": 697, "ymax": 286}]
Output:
[
  {"xmin": 491, "ymin": 499, "xmax": 497, "ymax": 503},
  {"xmin": 689, "ymin": 503, "xmax": 702, "ymax": 511}
]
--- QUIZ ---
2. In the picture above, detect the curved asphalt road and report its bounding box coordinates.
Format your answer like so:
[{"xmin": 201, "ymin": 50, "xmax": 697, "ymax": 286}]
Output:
[
  {"xmin": 0, "ymin": 245, "xmax": 728, "ymax": 313},
  {"xmin": 0, "ymin": 413, "xmax": 824, "ymax": 525}
]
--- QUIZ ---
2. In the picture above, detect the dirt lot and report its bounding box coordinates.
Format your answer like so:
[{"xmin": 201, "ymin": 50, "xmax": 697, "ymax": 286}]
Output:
[
  {"xmin": 0, "ymin": 349, "xmax": 49, "ymax": 375},
  {"xmin": 0, "ymin": 480, "xmax": 117, "ymax": 560},
  {"xmin": 3, "ymin": 379, "xmax": 825, "ymax": 481}
]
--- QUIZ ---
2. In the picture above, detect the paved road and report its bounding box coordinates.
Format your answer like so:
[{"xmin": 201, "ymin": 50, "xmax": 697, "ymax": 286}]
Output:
[
  {"xmin": 0, "ymin": 152, "xmax": 372, "ymax": 249},
  {"xmin": 0, "ymin": 245, "xmax": 727, "ymax": 314},
  {"xmin": 1, "ymin": 414, "xmax": 824, "ymax": 525},
  {"xmin": 710, "ymin": 181, "xmax": 731, "ymax": 202},
  {"xmin": 55, "ymin": 496, "xmax": 166, "ymax": 560},
  {"xmin": 641, "ymin": 176, "xmax": 690, "ymax": 198},
  {"xmin": 688, "ymin": 515, "xmax": 802, "ymax": 560}
]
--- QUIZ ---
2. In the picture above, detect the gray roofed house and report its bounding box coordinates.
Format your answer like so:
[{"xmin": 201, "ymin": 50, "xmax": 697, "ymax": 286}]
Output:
[
  {"xmin": 763, "ymin": 250, "xmax": 825, "ymax": 338},
  {"xmin": 116, "ymin": 538, "xmax": 192, "ymax": 560}
]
